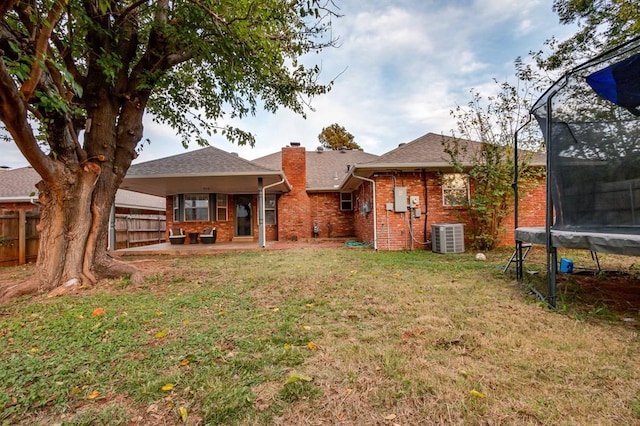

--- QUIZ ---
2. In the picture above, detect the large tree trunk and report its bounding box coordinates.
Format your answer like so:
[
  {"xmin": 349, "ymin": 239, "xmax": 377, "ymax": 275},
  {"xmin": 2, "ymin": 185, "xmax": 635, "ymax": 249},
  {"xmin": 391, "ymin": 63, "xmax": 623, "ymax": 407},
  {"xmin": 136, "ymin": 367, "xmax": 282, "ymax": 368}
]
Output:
[{"xmin": 0, "ymin": 166, "xmax": 143, "ymax": 303}]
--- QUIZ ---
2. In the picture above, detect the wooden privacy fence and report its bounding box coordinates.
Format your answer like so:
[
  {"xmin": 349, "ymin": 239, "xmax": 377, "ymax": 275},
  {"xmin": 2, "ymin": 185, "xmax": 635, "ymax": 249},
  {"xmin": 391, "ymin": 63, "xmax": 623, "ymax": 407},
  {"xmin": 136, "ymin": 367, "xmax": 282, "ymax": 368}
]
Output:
[
  {"xmin": 0, "ymin": 211, "xmax": 166, "ymax": 267},
  {"xmin": 114, "ymin": 213, "xmax": 166, "ymax": 249},
  {"xmin": 0, "ymin": 210, "xmax": 40, "ymax": 267}
]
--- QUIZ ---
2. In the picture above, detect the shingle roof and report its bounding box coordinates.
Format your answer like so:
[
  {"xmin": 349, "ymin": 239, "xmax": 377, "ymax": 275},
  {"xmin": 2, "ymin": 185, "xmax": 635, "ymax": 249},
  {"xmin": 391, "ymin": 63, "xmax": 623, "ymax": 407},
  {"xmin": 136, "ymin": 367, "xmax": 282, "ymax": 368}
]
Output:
[
  {"xmin": 0, "ymin": 167, "xmax": 40, "ymax": 198},
  {"xmin": 252, "ymin": 149, "xmax": 379, "ymax": 190},
  {"xmin": 127, "ymin": 145, "xmax": 278, "ymax": 176},
  {"xmin": 365, "ymin": 132, "xmax": 479, "ymax": 166},
  {"xmin": 0, "ymin": 167, "xmax": 165, "ymax": 210},
  {"xmin": 363, "ymin": 132, "xmax": 545, "ymax": 167}
]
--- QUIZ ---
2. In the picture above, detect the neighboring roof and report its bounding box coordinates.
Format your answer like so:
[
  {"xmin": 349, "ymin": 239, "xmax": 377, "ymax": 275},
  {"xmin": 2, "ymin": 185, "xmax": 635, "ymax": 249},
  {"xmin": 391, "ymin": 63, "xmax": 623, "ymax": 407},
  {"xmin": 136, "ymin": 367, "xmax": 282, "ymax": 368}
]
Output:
[
  {"xmin": 114, "ymin": 189, "xmax": 166, "ymax": 211},
  {"xmin": 252, "ymin": 148, "xmax": 379, "ymax": 191},
  {"xmin": 0, "ymin": 166, "xmax": 165, "ymax": 211},
  {"xmin": 123, "ymin": 146, "xmax": 290, "ymax": 196},
  {"xmin": 0, "ymin": 167, "xmax": 40, "ymax": 199}
]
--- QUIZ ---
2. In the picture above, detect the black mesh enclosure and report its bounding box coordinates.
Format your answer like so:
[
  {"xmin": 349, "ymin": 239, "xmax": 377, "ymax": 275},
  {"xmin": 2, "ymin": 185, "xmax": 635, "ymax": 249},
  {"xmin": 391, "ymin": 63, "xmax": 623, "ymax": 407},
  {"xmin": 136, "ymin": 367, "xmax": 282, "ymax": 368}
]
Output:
[{"xmin": 532, "ymin": 37, "xmax": 640, "ymax": 234}]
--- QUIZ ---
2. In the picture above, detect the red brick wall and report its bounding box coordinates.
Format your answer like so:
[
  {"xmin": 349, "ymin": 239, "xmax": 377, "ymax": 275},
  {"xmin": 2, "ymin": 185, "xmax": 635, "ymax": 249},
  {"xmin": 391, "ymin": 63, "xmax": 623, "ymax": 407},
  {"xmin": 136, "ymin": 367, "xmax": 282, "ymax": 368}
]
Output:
[
  {"xmin": 353, "ymin": 180, "xmax": 375, "ymax": 245},
  {"xmin": 278, "ymin": 147, "xmax": 312, "ymax": 241},
  {"xmin": 499, "ymin": 176, "xmax": 546, "ymax": 245},
  {"xmin": 360, "ymin": 172, "xmax": 547, "ymax": 251},
  {"xmin": 367, "ymin": 172, "xmax": 470, "ymax": 251},
  {"xmin": 0, "ymin": 202, "xmax": 39, "ymax": 212},
  {"xmin": 309, "ymin": 192, "xmax": 355, "ymax": 238}
]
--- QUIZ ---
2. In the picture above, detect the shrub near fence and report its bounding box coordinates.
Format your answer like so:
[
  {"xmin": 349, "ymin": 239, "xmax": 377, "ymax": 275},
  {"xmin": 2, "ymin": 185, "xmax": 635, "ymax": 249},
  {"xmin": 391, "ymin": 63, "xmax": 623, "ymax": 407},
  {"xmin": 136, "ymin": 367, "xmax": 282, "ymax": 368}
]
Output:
[{"xmin": 0, "ymin": 210, "xmax": 40, "ymax": 267}]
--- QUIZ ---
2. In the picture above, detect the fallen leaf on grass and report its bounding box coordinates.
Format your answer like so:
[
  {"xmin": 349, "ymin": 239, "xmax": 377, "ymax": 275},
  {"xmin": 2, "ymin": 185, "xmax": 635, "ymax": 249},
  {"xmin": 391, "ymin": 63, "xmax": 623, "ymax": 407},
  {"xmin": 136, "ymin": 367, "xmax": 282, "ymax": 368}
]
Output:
[
  {"xmin": 179, "ymin": 406, "xmax": 188, "ymax": 423},
  {"xmin": 162, "ymin": 383, "xmax": 174, "ymax": 391},
  {"xmin": 307, "ymin": 342, "xmax": 319, "ymax": 350},
  {"xmin": 383, "ymin": 413, "xmax": 397, "ymax": 420},
  {"xmin": 92, "ymin": 308, "xmax": 105, "ymax": 317},
  {"xmin": 86, "ymin": 390, "xmax": 100, "ymax": 400},
  {"xmin": 283, "ymin": 343, "xmax": 292, "ymax": 350},
  {"xmin": 285, "ymin": 372, "xmax": 312, "ymax": 384},
  {"xmin": 470, "ymin": 389, "xmax": 486, "ymax": 398},
  {"xmin": 155, "ymin": 330, "xmax": 168, "ymax": 338}
]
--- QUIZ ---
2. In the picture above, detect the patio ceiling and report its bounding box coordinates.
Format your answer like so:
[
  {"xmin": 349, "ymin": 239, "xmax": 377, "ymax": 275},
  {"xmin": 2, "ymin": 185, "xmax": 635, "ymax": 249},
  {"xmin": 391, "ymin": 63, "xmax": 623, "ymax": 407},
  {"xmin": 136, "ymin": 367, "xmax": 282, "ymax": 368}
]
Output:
[{"xmin": 121, "ymin": 172, "xmax": 291, "ymax": 197}]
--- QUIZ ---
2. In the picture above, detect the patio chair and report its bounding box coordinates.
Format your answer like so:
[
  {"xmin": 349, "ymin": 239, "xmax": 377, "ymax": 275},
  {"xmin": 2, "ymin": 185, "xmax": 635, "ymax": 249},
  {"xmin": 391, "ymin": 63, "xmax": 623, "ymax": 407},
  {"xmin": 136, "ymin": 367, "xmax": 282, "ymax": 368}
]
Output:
[
  {"xmin": 200, "ymin": 227, "xmax": 217, "ymax": 244},
  {"xmin": 168, "ymin": 228, "xmax": 186, "ymax": 245}
]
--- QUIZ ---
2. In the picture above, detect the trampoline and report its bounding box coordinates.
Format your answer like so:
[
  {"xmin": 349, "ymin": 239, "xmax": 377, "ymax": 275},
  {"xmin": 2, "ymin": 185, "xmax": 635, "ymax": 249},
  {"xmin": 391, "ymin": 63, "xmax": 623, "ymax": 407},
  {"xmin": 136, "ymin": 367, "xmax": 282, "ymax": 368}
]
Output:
[{"xmin": 512, "ymin": 37, "xmax": 640, "ymax": 306}]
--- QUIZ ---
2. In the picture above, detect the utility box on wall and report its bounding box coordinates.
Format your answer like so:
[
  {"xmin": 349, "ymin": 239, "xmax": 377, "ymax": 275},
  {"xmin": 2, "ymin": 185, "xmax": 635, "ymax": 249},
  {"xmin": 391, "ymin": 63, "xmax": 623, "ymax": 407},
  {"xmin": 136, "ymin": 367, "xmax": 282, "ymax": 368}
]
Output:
[
  {"xmin": 432, "ymin": 224, "xmax": 464, "ymax": 254},
  {"xmin": 394, "ymin": 187, "xmax": 407, "ymax": 212}
]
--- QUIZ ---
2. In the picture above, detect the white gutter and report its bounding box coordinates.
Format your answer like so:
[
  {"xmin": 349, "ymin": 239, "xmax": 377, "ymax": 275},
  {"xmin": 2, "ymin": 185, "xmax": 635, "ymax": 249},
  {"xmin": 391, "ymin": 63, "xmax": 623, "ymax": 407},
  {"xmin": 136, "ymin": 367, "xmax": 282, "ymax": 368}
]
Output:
[
  {"xmin": 260, "ymin": 177, "xmax": 289, "ymax": 248},
  {"xmin": 349, "ymin": 171, "xmax": 377, "ymax": 250}
]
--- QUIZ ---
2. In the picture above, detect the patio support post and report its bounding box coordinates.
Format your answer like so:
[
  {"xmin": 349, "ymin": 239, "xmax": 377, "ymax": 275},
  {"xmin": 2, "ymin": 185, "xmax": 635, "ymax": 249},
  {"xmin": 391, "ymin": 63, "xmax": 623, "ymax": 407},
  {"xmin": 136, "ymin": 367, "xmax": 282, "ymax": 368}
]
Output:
[
  {"xmin": 260, "ymin": 177, "xmax": 287, "ymax": 248},
  {"xmin": 108, "ymin": 204, "xmax": 116, "ymax": 251},
  {"xmin": 258, "ymin": 178, "xmax": 265, "ymax": 248}
]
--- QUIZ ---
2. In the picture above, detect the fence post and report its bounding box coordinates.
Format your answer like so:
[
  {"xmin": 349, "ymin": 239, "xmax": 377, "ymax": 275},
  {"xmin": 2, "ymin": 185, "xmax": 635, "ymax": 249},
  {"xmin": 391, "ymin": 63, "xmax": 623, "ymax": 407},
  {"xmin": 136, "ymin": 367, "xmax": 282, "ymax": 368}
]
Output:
[{"xmin": 18, "ymin": 210, "xmax": 26, "ymax": 265}]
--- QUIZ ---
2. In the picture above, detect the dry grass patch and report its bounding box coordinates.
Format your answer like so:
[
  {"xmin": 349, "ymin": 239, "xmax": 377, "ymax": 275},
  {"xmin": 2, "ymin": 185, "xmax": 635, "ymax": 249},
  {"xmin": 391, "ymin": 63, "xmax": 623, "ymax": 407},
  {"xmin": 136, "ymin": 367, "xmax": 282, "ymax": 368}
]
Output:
[{"xmin": 1, "ymin": 248, "xmax": 639, "ymax": 425}]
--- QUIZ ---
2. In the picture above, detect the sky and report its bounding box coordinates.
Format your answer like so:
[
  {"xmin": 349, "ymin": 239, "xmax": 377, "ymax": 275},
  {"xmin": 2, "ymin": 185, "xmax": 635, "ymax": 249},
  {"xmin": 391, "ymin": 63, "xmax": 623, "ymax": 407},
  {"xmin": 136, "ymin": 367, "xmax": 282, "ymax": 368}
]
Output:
[{"xmin": 0, "ymin": 0, "xmax": 575, "ymax": 169}]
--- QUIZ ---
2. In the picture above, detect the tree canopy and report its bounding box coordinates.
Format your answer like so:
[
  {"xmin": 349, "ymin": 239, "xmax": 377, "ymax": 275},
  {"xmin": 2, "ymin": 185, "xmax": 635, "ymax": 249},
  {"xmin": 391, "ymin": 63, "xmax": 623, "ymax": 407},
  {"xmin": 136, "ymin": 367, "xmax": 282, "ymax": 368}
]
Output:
[
  {"xmin": 520, "ymin": 0, "xmax": 640, "ymax": 87},
  {"xmin": 0, "ymin": 0, "xmax": 338, "ymax": 301},
  {"xmin": 317, "ymin": 123, "xmax": 361, "ymax": 150}
]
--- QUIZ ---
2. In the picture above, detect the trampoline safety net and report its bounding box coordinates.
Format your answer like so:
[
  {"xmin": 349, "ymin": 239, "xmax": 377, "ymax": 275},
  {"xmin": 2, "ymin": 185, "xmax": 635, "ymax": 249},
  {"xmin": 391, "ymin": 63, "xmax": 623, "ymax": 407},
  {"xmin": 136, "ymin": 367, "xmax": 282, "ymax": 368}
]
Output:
[{"xmin": 531, "ymin": 37, "xmax": 640, "ymax": 234}]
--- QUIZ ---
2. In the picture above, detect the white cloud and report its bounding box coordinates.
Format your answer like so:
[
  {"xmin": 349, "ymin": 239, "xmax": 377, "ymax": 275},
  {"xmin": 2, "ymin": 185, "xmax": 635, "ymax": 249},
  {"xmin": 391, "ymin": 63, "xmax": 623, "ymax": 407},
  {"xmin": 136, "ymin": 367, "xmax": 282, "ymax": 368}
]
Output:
[{"xmin": 0, "ymin": 0, "xmax": 573, "ymax": 168}]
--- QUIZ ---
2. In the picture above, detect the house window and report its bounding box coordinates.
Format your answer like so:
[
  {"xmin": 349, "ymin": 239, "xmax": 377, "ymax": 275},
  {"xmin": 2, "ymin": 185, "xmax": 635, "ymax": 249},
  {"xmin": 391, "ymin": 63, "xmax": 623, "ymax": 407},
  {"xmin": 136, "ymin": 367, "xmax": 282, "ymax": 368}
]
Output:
[
  {"xmin": 340, "ymin": 192, "xmax": 353, "ymax": 211},
  {"xmin": 173, "ymin": 195, "xmax": 180, "ymax": 221},
  {"xmin": 265, "ymin": 194, "xmax": 276, "ymax": 225},
  {"xmin": 442, "ymin": 173, "xmax": 469, "ymax": 207},
  {"xmin": 184, "ymin": 193, "xmax": 209, "ymax": 221},
  {"xmin": 216, "ymin": 194, "xmax": 228, "ymax": 221}
]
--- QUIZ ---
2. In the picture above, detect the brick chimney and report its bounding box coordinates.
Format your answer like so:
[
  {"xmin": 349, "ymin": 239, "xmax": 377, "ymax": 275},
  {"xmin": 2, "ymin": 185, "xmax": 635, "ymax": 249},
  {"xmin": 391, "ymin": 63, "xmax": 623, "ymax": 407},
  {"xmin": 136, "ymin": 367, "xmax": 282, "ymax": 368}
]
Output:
[{"xmin": 278, "ymin": 143, "xmax": 311, "ymax": 241}]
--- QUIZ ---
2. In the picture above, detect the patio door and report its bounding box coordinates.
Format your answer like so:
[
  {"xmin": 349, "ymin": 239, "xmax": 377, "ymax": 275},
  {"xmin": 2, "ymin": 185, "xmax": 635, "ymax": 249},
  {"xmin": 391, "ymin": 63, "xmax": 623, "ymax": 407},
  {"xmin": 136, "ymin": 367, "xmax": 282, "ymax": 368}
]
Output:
[{"xmin": 235, "ymin": 195, "xmax": 252, "ymax": 237}]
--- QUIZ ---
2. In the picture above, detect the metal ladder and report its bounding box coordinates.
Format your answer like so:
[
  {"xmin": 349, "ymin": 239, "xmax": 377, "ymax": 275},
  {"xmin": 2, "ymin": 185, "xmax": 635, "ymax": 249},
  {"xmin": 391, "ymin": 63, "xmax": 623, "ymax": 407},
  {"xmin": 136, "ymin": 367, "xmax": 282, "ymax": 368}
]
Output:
[{"xmin": 503, "ymin": 243, "xmax": 533, "ymax": 273}]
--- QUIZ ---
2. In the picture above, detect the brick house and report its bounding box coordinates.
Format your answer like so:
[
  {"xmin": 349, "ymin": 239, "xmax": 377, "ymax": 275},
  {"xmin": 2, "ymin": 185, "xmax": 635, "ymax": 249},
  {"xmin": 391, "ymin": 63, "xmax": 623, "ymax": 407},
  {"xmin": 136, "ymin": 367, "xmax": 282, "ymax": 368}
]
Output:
[{"xmin": 122, "ymin": 132, "xmax": 546, "ymax": 250}]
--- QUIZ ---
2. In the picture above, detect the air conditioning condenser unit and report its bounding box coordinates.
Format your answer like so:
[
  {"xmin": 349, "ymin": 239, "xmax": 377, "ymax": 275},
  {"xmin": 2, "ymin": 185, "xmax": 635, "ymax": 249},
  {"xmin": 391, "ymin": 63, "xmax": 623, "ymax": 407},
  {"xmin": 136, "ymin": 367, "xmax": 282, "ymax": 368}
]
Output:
[{"xmin": 432, "ymin": 224, "xmax": 464, "ymax": 254}]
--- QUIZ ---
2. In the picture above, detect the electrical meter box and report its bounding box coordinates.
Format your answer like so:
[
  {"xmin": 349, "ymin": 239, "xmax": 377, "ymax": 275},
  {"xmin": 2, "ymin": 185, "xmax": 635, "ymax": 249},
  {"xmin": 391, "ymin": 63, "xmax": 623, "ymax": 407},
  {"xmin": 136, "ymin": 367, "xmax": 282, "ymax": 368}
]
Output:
[
  {"xmin": 394, "ymin": 187, "xmax": 407, "ymax": 212},
  {"xmin": 409, "ymin": 195, "xmax": 420, "ymax": 208}
]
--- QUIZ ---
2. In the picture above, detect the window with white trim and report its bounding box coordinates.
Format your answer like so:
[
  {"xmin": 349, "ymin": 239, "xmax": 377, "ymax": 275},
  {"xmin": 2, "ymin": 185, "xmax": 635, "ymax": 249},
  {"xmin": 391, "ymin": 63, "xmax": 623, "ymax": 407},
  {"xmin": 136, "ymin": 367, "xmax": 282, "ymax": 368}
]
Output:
[
  {"xmin": 173, "ymin": 195, "xmax": 180, "ymax": 221},
  {"xmin": 442, "ymin": 173, "xmax": 469, "ymax": 207},
  {"xmin": 340, "ymin": 192, "xmax": 353, "ymax": 211},
  {"xmin": 216, "ymin": 194, "xmax": 228, "ymax": 221},
  {"xmin": 184, "ymin": 193, "xmax": 209, "ymax": 221},
  {"xmin": 265, "ymin": 194, "xmax": 276, "ymax": 225}
]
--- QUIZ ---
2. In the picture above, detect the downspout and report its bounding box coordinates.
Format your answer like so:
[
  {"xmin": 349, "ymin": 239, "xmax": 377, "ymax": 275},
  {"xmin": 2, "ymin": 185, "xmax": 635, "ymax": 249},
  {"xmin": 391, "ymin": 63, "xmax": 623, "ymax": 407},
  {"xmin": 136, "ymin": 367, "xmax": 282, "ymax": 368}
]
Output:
[
  {"xmin": 260, "ymin": 177, "xmax": 288, "ymax": 248},
  {"xmin": 422, "ymin": 169, "xmax": 428, "ymax": 244},
  {"xmin": 349, "ymin": 171, "xmax": 377, "ymax": 250}
]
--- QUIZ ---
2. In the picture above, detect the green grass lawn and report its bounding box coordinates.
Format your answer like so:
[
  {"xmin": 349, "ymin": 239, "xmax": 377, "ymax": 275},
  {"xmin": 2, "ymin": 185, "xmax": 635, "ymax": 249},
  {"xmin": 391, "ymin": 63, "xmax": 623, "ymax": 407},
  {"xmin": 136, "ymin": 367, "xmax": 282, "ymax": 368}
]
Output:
[{"xmin": 1, "ymin": 247, "xmax": 639, "ymax": 425}]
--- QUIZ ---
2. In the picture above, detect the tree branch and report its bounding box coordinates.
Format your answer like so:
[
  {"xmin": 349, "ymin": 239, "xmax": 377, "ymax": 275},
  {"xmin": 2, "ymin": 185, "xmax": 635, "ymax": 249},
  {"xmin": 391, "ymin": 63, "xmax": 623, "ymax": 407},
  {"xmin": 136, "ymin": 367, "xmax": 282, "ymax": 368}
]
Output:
[
  {"xmin": 186, "ymin": 0, "xmax": 227, "ymax": 34},
  {"xmin": 0, "ymin": 58, "xmax": 54, "ymax": 180},
  {"xmin": 20, "ymin": 0, "xmax": 68, "ymax": 101},
  {"xmin": 0, "ymin": 0, "xmax": 19, "ymax": 20}
]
